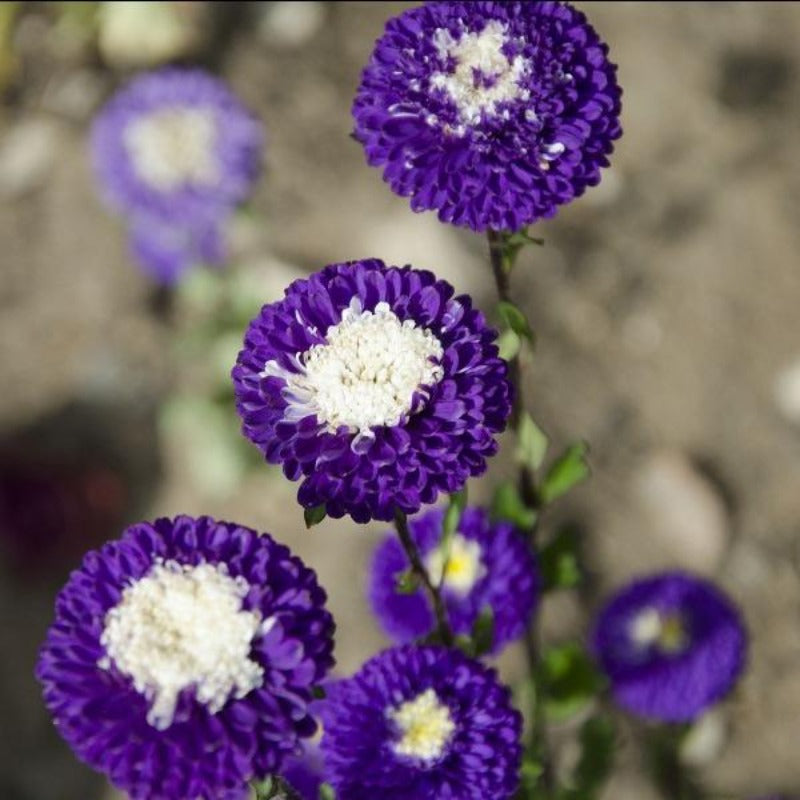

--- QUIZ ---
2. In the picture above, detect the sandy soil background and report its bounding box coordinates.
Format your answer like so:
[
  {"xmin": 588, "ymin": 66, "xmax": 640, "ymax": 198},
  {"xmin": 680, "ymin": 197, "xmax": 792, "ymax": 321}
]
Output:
[{"xmin": 1, "ymin": 3, "xmax": 800, "ymax": 798}]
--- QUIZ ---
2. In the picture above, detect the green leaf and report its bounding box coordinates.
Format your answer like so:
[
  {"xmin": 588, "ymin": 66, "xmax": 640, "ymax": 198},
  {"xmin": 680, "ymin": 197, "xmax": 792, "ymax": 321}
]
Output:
[
  {"xmin": 318, "ymin": 784, "xmax": 336, "ymax": 800},
  {"xmin": 540, "ymin": 642, "xmax": 603, "ymax": 722},
  {"xmin": 541, "ymin": 442, "xmax": 590, "ymax": 504},
  {"xmin": 519, "ymin": 757, "xmax": 544, "ymax": 794},
  {"xmin": 471, "ymin": 605, "xmax": 495, "ymax": 657},
  {"xmin": 490, "ymin": 482, "xmax": 537, "ymax": 531},
  {"xmin": 538, "ymin": 526, "xmax": 582, "ymax": 591},
  {"xmin": 253, "ymin": 776, "xmax": 303, "ymax": 800},
  {"xmin": 497, "ymin": 301, "xmax": 535, "ymax": 344},
  {"xmin": 443, "ymin": 487, "xmax": 468, "ymax": 538},
  {"xmin": 506, "ymin": 229, "xmax": 545, "ymax": 248},
  {"xmin": 497, "ymin": 328, "xmax": 521, "ymax": 361},
  {"xmin": 254, "ymin": 777, "xmax": 274, "ymax": 798},
  {"xmin": 453, "ymin": 633, "xmax": 477, "ymax": 657},
  {"xmin": 571, "ymin": 715, "xmax": 616, "ymax": 798},
  {"xmin": 394, "ymin": 567, "xmax": 421, "ymax": 594},
  {"xmin": 516, "ymin": 412, "xmax": 549, "ymax": 472},
  {"xmin": 304, "ymin": 504, "xmax": 327, "ymax": 529}
]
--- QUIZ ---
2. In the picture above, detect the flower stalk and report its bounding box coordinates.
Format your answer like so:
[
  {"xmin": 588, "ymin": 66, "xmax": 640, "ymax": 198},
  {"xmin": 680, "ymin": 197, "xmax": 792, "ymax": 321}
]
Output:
[
  {"xmin": 488, "ymin": 229, "xmax": 555, "ymax": 796},
  {"xmin": 394, "ymin": 509, "xmax": 455, "ymax": 647}
]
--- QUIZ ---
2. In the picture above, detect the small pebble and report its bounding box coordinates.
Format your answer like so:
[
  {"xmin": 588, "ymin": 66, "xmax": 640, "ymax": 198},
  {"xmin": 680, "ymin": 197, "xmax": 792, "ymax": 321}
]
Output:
[
  {"xmin": 0, "ymin": 118, "xmax": 60, "ymax": 198},
  {"xmin": 774, "ymin": 359, "xmax": 800, "ymax": 426}
]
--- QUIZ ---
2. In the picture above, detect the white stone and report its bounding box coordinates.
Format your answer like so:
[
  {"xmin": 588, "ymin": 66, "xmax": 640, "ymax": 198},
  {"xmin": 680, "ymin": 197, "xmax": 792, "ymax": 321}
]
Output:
[
  {"xmin": 426, "ymin": 534, "xmax": 486, "ymax": 594},
  {"xmin": 680, "ymin": 710, "xmax": 729, "ymax": 767},
  {"xmin": 355, "ymin": 210, "xmax": 486, "ymax": 299},
  {"xmin": 0, "ymin": 118, "xmax": 60, "ymax": 198},
  {"xmin": 41, "ymin": 70, "xmax": 107, "ymax": 121},
  {"xmin": 124, "ymin": 107, "xmax": 219, "ymax": 192},
  {"xmin": 264, "ymin": 299, "xmax": 443, "ymax": 434},
  {"xmin": 775, "ymin": 358, "xmax": 800, "ymax": 425},
  {"xmin": 633, "ymin": 451, "xmax": 730, "ymax": 575},
  {"xmin": 98, "ymin": 1, "xmax": 198, "ymax": 67},
  {"xmin": 100, "ymin": 560, "xmax": 263, "ymax": 729},
  {"xmin": 389, "ymin": 688, "xmax": 455, "ymax": 762},
  {"xmin": 260, "ymin": 1, "xmax": 325, "ymax": 47},
  {"xmin": 430, "ymin": 21, "xmax": 530, "ymax": 129}
]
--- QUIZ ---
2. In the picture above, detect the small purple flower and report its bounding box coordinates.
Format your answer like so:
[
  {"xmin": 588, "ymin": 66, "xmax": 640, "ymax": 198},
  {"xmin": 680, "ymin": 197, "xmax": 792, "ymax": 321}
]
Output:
[
  {"xmin": 92, "ymin": 67, "xmax": 262, "ymax": 224},
  {"xmin": 353, "ymin": 1, "xmax": 622, "ymax": 232},
  {"xmin": 36, "ymin": 515, "xmax": 335, "ymax": 800},
  {"xmin": 232, "ymin": 259, "xmax": 512, "ymax": 523},
  {"xmin": 591, "ymin": 571, "xmax": 747, "ymax": 723},
  {"xmin": 320, "ymin": 645, "xmax": 522, "ymax": 800},
  {"xmin": 91, "ymin": 67, "xmax": 263, "ymax": 282},
  {"xmin": 369, "ymin": 506, "xmax": 538, "ymax": 652}
]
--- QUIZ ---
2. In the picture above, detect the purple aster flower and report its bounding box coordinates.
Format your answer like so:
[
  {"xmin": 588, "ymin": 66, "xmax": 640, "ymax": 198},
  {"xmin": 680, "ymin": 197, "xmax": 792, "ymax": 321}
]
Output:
[
  {"xmin": 232, "ymin": 259, "xmax": 512, "ymax": 523},
  {"xmin": 91, "ymin": 67, "xmax": 262, "ymax": 282},
  {"xmin": 591, "ymin": 571, "xmax": 747, "ymax": 723},
  {"xmin": 36, "ymin": 515, "xmax": 335, "ymax": 800},
  {"xmin": 369, "ymin": 506, "xmax": 538, "ymax": 652},
  {"xmin": 353, "ymin": 1, "xmax": 622, "ymax": 232},
  {"xmin": 320, "ymin": 645, "xmax": 522, "ymax": 800},
  {"xmin": 92, "ymin": 67, "xmax": 263, "ymax": 224}
]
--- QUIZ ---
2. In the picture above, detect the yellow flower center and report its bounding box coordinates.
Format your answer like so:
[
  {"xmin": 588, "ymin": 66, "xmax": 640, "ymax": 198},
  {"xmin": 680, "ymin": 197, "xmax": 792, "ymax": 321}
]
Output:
[
  {"xmin": 630, "ymin": 608, "xmax": 688, "ymax": 654},
  {"xmin": 425, "ymin": 533, "xmax": 485, "ymax": 595},
  {"xmin": 388, "ymin": 688, "xmax": 455, "ymax": 762}
]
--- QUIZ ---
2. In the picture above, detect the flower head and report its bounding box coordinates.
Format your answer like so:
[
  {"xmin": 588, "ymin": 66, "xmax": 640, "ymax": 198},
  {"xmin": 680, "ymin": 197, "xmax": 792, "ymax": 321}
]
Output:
[
  {"xmin": 591, "ymin": 571, "xmax": 747, "ymax": 722},
  {"xmin": 353, "ymin": 1, "xmax": 622, "ymax": 232},
  {"xmin": 232, "ymin": 259, "xmax": 511, "ymax": 523},
  {"xmin": 92, "ymin": 67, "xmax": 262, "ymax": 223},
  {"xmin": 91, "ymin": 68, "xmax": 263, "ymax": 282},
  {"xmin": 369, "ymin": 506, "xmax": 538, "ymax": 652},
  {"xmin": 36, "ymin": 515, "xmax": 335, "ymax": 800},
  {"xmin": 320, "ymin": 645, "xmax": 522, "ymax": 800}
]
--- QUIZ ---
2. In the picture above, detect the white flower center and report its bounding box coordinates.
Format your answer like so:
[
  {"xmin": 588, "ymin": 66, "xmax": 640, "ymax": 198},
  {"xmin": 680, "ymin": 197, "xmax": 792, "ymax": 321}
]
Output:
[
  {"xmin": 263, "ymin": 299, "xmax": 444, "ymax": 434},
  {"xmin": 124, "ymin": 107, "xmax": 219, "ymax": 192},
  {"xmin": 629, "ymin": 607, "xmax": 688, "ymax": 654},
  {"xmin": 430, "ymin": 20, "xmax": 531, "ymax": 130},
  {"xmin": 425, "ymin": 533, "xmax": 486, "ymax": 595},
  {"xmin": 99, "ymin": 560, "xmax": 264, "ymax": 730},
  {"xmin": 388, "ymin": 688, "xmax": 456, "ymax": 762}
]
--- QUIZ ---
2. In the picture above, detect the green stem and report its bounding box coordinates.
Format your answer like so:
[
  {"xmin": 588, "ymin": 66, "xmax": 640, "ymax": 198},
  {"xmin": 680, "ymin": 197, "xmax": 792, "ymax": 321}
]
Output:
[
  {"xmin": 488, "ymin": 229, "xmax": 554, "ymax": 796},
  {"xmin": 487, "ymin": 229, "xmax": 521, "ymax": 426},
  {"xmin": 394, "ymin": 509, "xmax": 455, "ymax": 647},
  {"xmin": 487, "ymin": 230, "xmax": 540, "ymax": 509}
]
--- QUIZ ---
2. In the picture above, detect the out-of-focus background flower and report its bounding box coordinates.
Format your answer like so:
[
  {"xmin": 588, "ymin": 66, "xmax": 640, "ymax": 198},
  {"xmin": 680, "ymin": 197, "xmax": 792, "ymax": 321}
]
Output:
[{"xmin": 1, "ymin": 2, "xmax": 799, "ymax": 798}]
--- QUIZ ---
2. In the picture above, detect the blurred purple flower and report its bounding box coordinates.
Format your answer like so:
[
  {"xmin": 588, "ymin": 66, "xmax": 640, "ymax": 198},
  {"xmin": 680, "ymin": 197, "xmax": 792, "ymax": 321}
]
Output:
[
  {"xmin": 91, "ymin": 68, "xmax": 263, "ymax": 282},
  {"xmin": 591, "ymin": 571, "xmax": 747, "ymax": 722}
]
